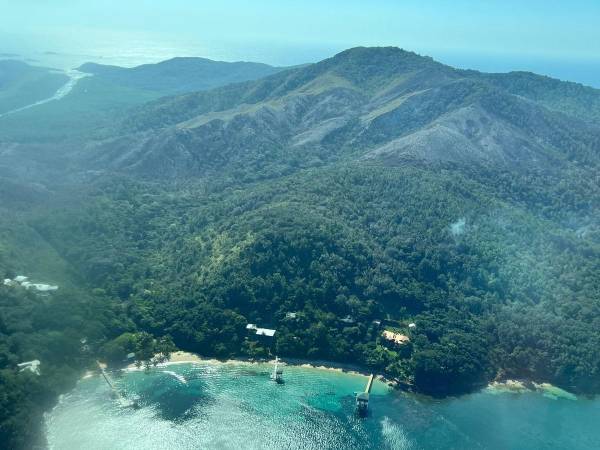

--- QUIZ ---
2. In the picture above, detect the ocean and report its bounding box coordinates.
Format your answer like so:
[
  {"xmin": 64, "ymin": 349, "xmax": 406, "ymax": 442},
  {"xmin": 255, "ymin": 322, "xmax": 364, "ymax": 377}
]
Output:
[
  {"xmin": 45, "ymin": 362, "xmax": 600, "ymax": 450},
  {"xmin": 1, "ymin": 39, "xmax": 598, "ymax": 89}
]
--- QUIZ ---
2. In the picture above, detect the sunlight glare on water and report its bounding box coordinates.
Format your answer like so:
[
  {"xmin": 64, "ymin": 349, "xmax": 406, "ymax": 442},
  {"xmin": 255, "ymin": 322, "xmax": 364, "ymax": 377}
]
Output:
[{"xmin": 46, "ymin": 363, "xmax": 600, "ymax": 450}]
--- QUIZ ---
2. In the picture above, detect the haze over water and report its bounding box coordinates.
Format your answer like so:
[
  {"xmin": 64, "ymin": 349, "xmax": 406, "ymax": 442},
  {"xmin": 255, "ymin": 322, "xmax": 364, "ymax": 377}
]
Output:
[
  {"xmin": 3, "ymin": 36, "xmax": 599, "ymax": 89},
  {"xmin": 46, "ymin": 363, "xmax": 600, "ymax": 450},
  {"xmin": 2, "ymin": 0, "xmax": 599, "ymax": 87}
]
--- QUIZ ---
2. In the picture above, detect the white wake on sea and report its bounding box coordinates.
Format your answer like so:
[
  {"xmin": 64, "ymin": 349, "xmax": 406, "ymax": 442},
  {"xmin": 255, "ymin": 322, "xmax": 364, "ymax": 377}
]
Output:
[{"xmin": 163, "ymin": 370, "xmax": 188, "ymax": 384}]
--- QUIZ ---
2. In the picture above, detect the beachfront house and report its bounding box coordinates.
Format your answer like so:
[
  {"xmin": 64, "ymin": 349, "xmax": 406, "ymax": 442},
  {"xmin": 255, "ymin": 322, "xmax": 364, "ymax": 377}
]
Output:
[{"xmin": 382, "ymin": 330, "xmax": 410, "ymax": 345}]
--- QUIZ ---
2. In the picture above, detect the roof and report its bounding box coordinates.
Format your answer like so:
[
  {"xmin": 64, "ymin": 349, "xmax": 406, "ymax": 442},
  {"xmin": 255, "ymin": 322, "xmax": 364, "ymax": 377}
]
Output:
[
  {"xmin": 31, "ymin": 283, "xmax": 58, "ymax": 292},
  {"xmin": 246, "ymin": 323, "xmax": 276, "ymax": 337},
  {"xmin": 356, "ymin": 392, "xmax": 369, "ymax": 401},
  {"xmin": 255, "ymin": 328, "xmax": 276, "ymax": 337},
  {"xmin": 5, "ymin": 276, "xmax": 59, "ymax": 292},
  {"xmin": 382, "ymin": 330, "xmax": 410, "ymax": 344}
]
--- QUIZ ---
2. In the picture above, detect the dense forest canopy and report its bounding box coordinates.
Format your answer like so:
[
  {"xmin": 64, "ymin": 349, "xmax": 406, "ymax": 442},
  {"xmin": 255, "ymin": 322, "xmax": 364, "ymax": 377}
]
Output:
[{"xmin": 1, "ymin": 47, "xmax": 599, "ymax": 448}]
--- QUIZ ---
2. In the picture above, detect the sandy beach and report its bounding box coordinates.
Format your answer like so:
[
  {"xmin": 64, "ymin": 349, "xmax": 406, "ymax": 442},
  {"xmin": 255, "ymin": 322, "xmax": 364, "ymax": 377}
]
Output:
[
  {"xmin": 120, "ymin": 351, "xmax": 394, "ymax": 385},
  {"xmin": 97, "ymin": 352, "xmax": 576, "ymax": 397}
]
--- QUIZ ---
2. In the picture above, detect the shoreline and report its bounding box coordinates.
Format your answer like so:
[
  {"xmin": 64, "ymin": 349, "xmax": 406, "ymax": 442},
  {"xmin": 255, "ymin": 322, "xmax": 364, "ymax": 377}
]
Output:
[
  {"xmin": 486, "ymin": 379, "xmax": 578, "ymax": 400},
  {"xmin": 89, "ymin": 351, "xmax": 578, "ymax": 400},
  {"xmin": 121, "ymin": 351, "xmax": 395, "ymax": 386}
]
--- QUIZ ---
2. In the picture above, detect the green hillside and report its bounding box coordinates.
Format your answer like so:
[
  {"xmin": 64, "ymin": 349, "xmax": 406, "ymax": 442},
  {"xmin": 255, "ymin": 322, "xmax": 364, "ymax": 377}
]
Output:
[{"xmin": 1, "ymin": 46, "xmax": 599, "ymax": 448}]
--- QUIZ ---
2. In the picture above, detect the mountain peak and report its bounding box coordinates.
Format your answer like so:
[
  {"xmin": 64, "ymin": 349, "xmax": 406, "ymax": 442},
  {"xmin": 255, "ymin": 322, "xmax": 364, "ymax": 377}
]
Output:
[
  {"xmin": 333, "ymin": 46, "xmax": 429, "ymax": 60},
  {"xmin": 330, "ymin": 46, "xmax": 440, "ymax": 68},
  {"xmin": 310, "ymin": 46, "xmax": 451, "ymax": 88}
]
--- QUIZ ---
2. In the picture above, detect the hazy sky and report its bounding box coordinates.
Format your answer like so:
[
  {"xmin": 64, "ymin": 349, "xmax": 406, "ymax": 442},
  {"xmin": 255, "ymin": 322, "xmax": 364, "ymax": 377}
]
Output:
[{"xmin": 1, "ymin": 0, "xmax": 599, "ymax": 85}]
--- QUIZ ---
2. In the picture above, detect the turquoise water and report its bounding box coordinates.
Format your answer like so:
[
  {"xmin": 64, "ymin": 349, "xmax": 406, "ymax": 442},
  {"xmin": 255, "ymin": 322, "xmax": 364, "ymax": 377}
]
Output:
[{"xmin": 46, "ymin": 362, "xmax": 600, "ymax": 449}]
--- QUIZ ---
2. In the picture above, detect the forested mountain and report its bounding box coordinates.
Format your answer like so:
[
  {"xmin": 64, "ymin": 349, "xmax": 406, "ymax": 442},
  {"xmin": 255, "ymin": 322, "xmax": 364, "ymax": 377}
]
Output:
[
  {"xmin": 82, "ymin": 47, "xmax": 600, "ymax": 179},
  {"xmin": 78, "ymin": 57, "xmax": 285, "ymax": 94},
  {"xmin": 1, "ymin": 46, "xmax": 599, "ymax": 448},
  {"xmin": 0, "ymin": 57, "xmax": 286, "ymax": 143}
]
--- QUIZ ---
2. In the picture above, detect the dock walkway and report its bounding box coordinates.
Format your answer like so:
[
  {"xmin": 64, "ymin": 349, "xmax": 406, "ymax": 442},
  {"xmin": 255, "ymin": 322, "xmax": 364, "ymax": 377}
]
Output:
[
  {"xmin": 356, "ymin": 374, "xmax": 374, "ymax": 415},
  {"xmin": 365, "ymin": 374, "xmax": 374, "ymax": 394}
]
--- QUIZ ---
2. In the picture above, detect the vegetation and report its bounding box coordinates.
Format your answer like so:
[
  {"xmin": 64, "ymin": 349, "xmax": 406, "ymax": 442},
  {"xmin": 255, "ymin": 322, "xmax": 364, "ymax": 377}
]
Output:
[
  {"xmin": 31, "ymin": 162, "xmax": 600, "ymax": 400},
  {"xmin": 0, "ymin": 46, "xmax": 599, "ymax": 448},
  {"xmin": 0, "ymin": 60, "xmax": 68, "ymax": 115},
  {"xmin": 0, "ymin": 219, "xmax": 172, "ymax": 448},
  {"xmin": 0, "ymin": 281, "xmax": 131, "ymax": 448}
]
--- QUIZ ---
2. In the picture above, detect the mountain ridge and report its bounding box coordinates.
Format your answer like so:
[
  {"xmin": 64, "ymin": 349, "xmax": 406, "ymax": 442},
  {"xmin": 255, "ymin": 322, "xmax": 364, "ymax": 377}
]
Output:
[
  {"xmin": 77, "ymin": 57, "xmax": 286, "ymax": 95},
  {"xmin": 80, "ymin": 47, "xmax": 600, "ymax": 180}
]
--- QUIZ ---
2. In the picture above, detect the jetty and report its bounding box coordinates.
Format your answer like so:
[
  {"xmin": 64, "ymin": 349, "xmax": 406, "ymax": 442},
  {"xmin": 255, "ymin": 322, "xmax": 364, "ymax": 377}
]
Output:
[
  {"xmin": 96, "ymin": 361, "xmax": 139, "ymax": 409},
  {"xmin": 355, "ymin": 374, "xmax": 374, "ymax": 416},
  {"xmin": 271, "ymin": 356, "xmax": 283, "ymax": 383}
]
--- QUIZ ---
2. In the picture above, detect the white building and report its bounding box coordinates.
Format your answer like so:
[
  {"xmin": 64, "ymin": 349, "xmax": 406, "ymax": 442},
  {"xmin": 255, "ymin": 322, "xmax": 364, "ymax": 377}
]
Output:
[
  {"xmin": 246, "ymin": 323, "xmax": 276, "ymax": 337},
  {"xmin": 17, "ymin": 360, "xmax": 41, "ymax": 375},
  {"xmin": 5, "ymin": 274, "xmax": 59, "ymax": 292},
  {"xmin": 30, "ymin": 283, "xmax": 59, "ymax": 292},
  {"xmin": 255, "ymin": 328, "xmax": 276, "ymax": 337}
]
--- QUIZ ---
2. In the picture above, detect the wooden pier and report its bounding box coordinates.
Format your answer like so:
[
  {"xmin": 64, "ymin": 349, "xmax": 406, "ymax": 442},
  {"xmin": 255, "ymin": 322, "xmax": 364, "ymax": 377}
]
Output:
[
  {"xmin": 271, "ymin": 356, "xmax": 283, "ymax": 383},
  {"xmin": 365, "ymin": 374, "xmax": 374, "ymax": 393},
  {"xmin": 97, "ymin": 361, "xmax": 138, "ymax": 408},
  {"xmin": 355, "ymin": 374, "xmax": 374, "ymax": 416}
]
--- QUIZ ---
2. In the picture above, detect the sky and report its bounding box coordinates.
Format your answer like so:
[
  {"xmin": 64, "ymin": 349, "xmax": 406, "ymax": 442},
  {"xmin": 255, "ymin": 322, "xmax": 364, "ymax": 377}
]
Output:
[{"xmin": 1, "ymin": 0, "xmax": 599, "ymax": 86}]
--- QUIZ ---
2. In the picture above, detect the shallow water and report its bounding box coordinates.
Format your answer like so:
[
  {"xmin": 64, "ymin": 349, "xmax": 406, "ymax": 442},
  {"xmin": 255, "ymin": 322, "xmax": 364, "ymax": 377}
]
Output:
[{"xmin": 46, "ymin": 362, "xmax": 600, "ymax": 450}]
